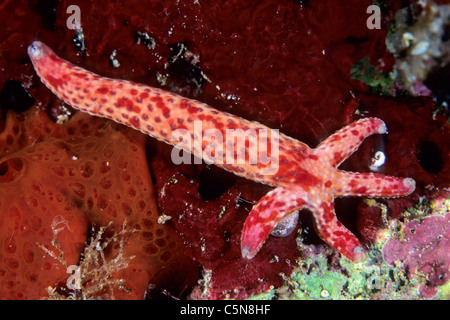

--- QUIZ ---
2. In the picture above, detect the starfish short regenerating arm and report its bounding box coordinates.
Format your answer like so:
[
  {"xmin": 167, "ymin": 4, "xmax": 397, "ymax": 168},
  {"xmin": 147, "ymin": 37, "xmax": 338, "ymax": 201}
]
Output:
[{"xmin": 28, "ymin": 41, "xmax": 415, "ymax": 263}]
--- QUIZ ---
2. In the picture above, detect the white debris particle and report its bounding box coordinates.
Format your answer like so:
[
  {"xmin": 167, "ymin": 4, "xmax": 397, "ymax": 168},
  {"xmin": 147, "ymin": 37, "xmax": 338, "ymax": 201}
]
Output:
[
  {"xmin": 321, "ymin": 289, "xmax": 330, "ymax": 298},
  {"xmin": 109, "ymin": 50, "xmax": 120, "ymax": 68},
  {"xmin": 157, "ymin": 214, "xmax": 172, "ymax": 224},
  {"xmin": 369, "ymin": 151, "xmax": 386, "ymax": 171}
]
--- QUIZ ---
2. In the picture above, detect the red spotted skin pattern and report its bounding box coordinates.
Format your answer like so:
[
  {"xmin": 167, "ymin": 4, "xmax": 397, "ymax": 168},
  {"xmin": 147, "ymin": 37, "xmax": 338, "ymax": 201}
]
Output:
[{"xmin": 28, "ymin": 41, "xmax": 416, "ymax": 262}]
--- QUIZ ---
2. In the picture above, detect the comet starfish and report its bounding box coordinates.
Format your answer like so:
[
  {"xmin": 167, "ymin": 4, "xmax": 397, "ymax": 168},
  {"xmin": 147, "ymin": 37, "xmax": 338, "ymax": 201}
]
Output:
[{"xmin": 28, "ymin": 41, "xmax": 415, "ymax": 262}]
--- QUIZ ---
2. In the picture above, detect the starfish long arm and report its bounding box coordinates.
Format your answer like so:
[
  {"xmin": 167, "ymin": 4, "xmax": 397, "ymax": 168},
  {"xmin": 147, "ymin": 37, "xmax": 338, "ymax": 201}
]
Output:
[
  {"xmin": 335, "ymin": 171, "xmax": 416, "ymax": 198},
  {"xmin": 310, "ymin": 200, "xmax": 366, "ymax": 262},
  {"xmin": 315, "ymin": 117, "xmax": 387, "ymax": 167},
  {"xmin": 27, "ymin": 41, "xmax": 281, "ymax": 184}
]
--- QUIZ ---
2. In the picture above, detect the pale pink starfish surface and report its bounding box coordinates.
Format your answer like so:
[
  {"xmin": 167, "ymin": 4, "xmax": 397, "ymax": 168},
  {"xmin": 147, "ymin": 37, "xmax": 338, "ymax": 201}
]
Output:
[{"xmin": 28, "ymin": 41, "xmax": 415, "ymax": 262}]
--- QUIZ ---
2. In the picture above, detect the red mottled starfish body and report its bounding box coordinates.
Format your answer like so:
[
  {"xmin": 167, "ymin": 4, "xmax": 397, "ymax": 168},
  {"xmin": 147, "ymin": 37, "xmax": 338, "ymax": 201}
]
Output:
[{"xmin": 28, "ymin": 41, "xmax": 415, "ymax": 262}]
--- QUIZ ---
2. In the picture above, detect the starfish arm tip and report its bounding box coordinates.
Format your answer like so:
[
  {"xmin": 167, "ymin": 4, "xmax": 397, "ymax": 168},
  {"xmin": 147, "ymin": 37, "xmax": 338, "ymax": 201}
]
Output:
[
  {"xmin": 351, "ymin": 246, "xmax": 366, "ymax": 263},
  {"xmin": 241, "ymin": 246, "xmax": 256, "ymax": 260},
  {"xmin": 403, "ymin": 177, "xmax": 416, "ymax": 190},
  {"xmin": 28, "ymin": 41, "xmax": 46, "ymax": 60},
  {"xmin": 240, "ymin": 226, "xmax": 265, "ymax": 260},
  {"xmin": 376, "ymin": 119, "xmax": 387, "ymax": 134}
]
